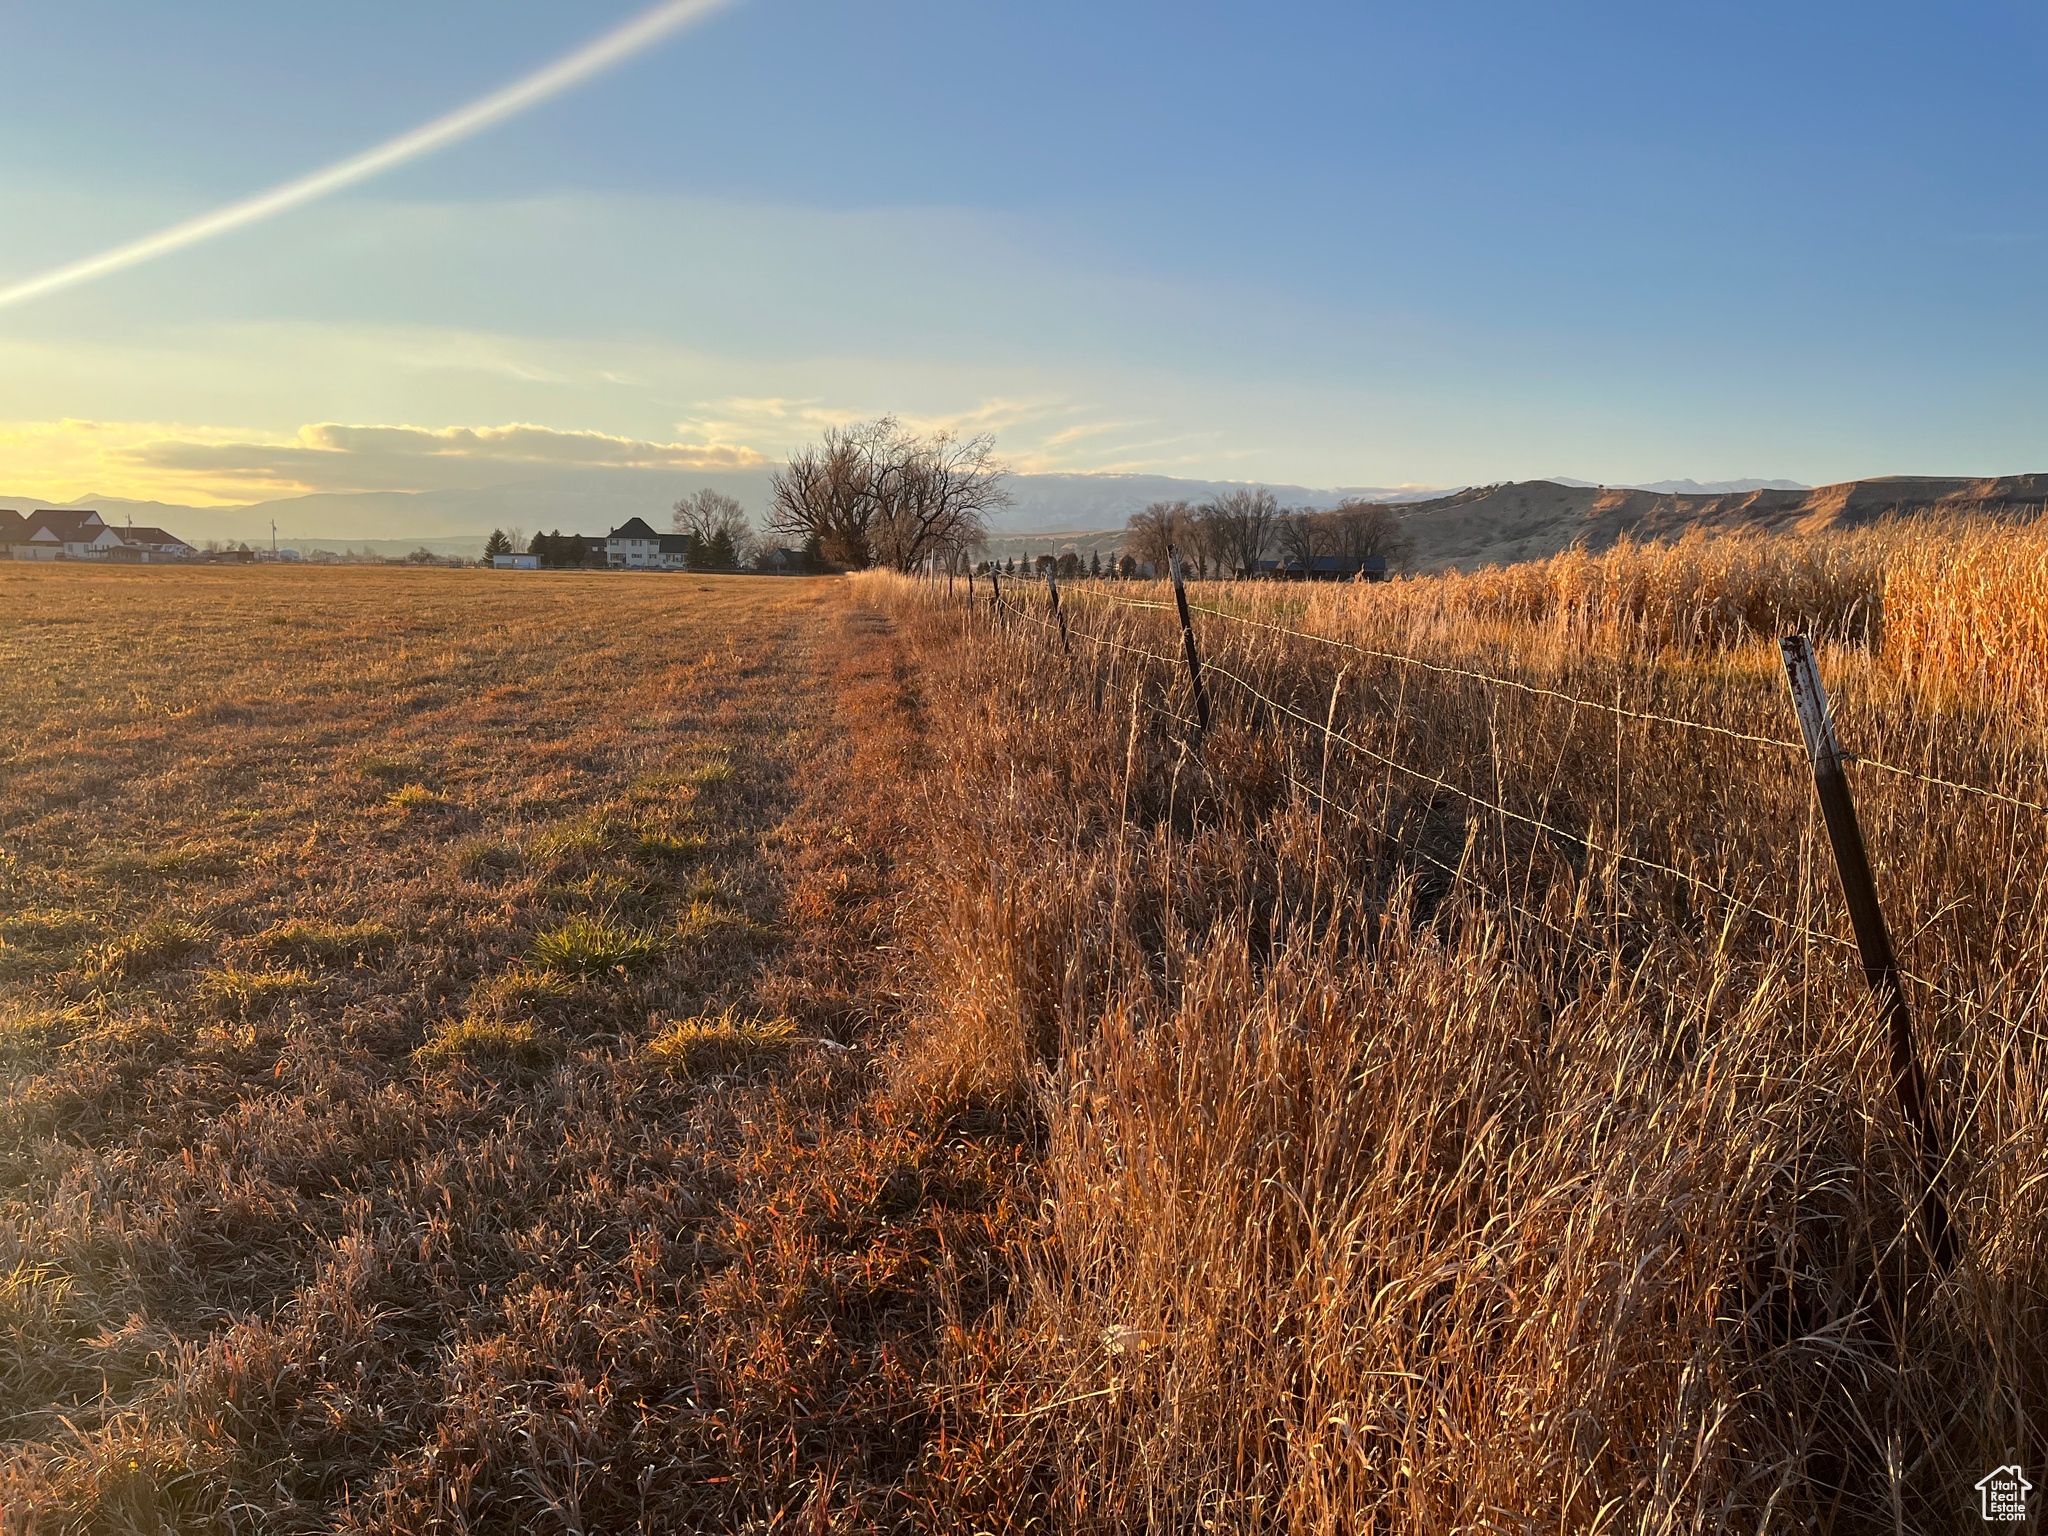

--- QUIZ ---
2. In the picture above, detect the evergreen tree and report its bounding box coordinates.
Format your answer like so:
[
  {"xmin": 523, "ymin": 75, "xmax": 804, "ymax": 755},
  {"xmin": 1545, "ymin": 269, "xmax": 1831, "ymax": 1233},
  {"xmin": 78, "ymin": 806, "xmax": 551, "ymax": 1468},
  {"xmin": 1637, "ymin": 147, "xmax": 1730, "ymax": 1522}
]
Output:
[
  {"xmin": 703, "ymin": 529, "xmax": 737, "ymax": 570},
  {"xmin": 1089, "ymin": 549, "xmax": 1102, "ymax": 578},
  {"xmin": 483, "ymin": 529, "xmax": 512, "ymax": 558}
]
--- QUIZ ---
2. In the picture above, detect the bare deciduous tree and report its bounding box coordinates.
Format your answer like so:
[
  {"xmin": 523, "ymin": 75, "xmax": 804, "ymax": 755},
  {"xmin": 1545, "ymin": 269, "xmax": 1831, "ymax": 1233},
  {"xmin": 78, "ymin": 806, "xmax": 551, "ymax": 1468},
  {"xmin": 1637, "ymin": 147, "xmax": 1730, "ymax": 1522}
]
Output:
[
  {"xmin": 1122, "ymin": 500, "xmax": 1190, "ymax": 575},
  {"xmin": 873, "ymin": 427, "xmax": 1010, "ymax": 572},
  {"xmin": 1275, "ymin": 510, "xmax": 1327, "ymax": 573},
  {"xmin": 1197, "ymin": 487, "xmax": 1282, "ymax": 578},
  {"xmin": 1325, "ymin": 499, "xmax": 1418, "ymax": 571},
  {"xmin": 672, "ymin": 488, "xmax": 757, "ymax": 569},
  {"xmin": 768, "ymin": 417, "xmax": 1008, "ymax": 572}
]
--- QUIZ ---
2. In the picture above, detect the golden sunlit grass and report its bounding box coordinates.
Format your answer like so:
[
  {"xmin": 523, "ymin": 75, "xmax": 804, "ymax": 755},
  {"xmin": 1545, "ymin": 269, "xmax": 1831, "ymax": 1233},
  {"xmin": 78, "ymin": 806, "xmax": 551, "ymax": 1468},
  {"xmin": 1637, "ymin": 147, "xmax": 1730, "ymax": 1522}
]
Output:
[
  {"xmin": 526, "ymin": 913, "xmax": 668, "ymax": 977},
  {"xmin": 643, "ymin": 1006, "xmax": 801, "ymax": 1075},
  {"xmin": 0, "ymin": 562, "xmax": 976, "ymax": 1531},
  {"xmin": 851, "ymin": 519, "xmax": 2048, "ymax": 1530},
  {"xmin": 6, "ymin": 533, "xmax": 2043, "ymax": 1532},
  {"xmin": 412, "ymin": 1015, "xmax": 560, "ymax": 1072}
]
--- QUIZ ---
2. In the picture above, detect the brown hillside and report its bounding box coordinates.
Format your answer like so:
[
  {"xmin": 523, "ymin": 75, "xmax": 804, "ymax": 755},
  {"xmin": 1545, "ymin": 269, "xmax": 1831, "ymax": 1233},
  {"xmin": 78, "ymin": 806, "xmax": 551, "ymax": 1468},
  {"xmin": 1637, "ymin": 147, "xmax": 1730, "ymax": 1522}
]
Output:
[{"xmin": 1401, "ymin": 473, "xmax": 2048, "ymax": 570}]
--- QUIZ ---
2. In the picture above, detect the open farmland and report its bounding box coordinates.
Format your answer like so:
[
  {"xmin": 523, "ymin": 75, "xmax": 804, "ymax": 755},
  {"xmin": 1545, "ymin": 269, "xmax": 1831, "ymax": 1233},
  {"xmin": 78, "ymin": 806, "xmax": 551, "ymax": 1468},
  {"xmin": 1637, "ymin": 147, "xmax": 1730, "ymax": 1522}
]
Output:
[
  {"xmin": 3, "ymin": 534, "xmax": 2047, "ymax": 1532},
  {"xmin": 0, "ymin": 564, "xmax": 1023, "ymax": 1531}
]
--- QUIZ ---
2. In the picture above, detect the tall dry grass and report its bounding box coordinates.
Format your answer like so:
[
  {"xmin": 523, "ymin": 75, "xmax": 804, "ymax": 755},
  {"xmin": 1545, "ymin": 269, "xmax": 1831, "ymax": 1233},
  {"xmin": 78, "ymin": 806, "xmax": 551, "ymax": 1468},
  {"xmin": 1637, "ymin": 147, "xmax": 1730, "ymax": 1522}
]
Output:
[
  {"xmin": 858, "ymin": 524, "xmax": 2048, "ymax": 1531},
  {"xmin": 1884, "ymin": 519, "xmax": 2048, "ymax": 715}
]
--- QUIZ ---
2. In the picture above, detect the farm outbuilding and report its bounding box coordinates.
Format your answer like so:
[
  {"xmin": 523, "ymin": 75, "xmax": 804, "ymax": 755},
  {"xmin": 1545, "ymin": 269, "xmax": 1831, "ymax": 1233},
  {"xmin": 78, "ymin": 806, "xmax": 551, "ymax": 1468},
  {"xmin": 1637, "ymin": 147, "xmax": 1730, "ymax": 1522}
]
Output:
[{"xmin": 1253, "ymin": 555, "xmax": 1390, "ymax": 581}]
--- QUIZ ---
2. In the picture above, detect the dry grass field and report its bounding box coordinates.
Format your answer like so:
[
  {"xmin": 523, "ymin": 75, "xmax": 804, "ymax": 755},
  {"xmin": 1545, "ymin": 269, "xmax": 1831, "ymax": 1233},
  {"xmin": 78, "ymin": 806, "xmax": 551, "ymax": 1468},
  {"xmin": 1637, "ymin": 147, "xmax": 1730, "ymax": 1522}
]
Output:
[
  {"xmin": 4, "ymin": 530, "xmax": 2045, "ymax": 1533},
  {"xmin": 0, "ymin": 563, "xmax": 1029, "ymax": 1532},
  {"xmin": 853, "ymin": 521, "xmax": 2048, "ymax": 1532}
]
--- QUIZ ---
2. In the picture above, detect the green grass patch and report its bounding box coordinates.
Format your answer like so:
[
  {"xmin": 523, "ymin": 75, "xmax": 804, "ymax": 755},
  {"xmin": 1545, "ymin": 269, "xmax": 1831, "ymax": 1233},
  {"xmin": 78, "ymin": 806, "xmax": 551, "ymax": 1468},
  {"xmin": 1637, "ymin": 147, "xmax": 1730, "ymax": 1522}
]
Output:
[
  {"xmin": 0, "ymin": 911, "xmax": 102, "ymax": 948},
  {"xmin": 644, "ymin": 1008, "xmax": 799, "ymax": 1075},
  {"xmin": 356, "ymin": 755, "xmax": 422, "ymax": 783},
  {"xmin": 250, "ymin": 919, "xmax": 398, "ymax": 968},
  {"xmin": 386, "ymin": 783, "xmax": 450, "ymax": 814},
  {"xmin": 633, "ymin": 829, "xmax": 707, "ymax": 863},
  {"xmin": 527, "ymin": 814, "xmax": 636, "ymax": 864},
  {"xmin": 626, "ymin": 770, "xmax": 700, "ymax": 805},
  {"xmin": 63, "ymin": 1011, "xmax": 188, "ymax": 1066},
  {"xmin": 414, "ymin": 1017, "xmax": 560, "ymax": 1071},
  {"xmin": 0, "ymin": 1006, "xmax": 75, "ymax": 1063},
  {"xmin": 528, "ymin": 916, "xmax": 667, "ymax": 979},
  {"xmin": 684, "ymin": 758, "xmax": 735, "ymax": 786},
  {"xmin": 466, "ymin": 966, "xmax": 577, "ymax": 1020},
  {"xmin": 683, "ymin": 874, "xmax": 744, "ymax": 910},
  {"xmin": 94, "ymin": 917, "xmax": 210, "ymax": 978},
  {"xmin": 198, "ymin": 966, "xmax": 323, "ymax": 1017},
  {"xmin": 146, "ymin": 843, "xmax": 241, "ymax": 879},
  {"xmin": 544, "ymin": 871, "xmax": 670, "ymax": 915},
  {"xmin": 449, "ymin": 837, "xmax": 523, "ymax": 878}
]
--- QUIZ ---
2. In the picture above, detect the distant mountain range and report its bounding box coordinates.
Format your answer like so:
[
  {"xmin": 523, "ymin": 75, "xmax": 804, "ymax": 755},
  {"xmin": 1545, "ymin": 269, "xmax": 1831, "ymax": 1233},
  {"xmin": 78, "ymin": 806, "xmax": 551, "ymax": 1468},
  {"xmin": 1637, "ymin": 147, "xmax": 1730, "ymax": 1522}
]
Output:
[
  {"xmin": 0, "ymin": 471, "xmax": 1446, "ymax": 558},
  {"xmin": 985, "ymin": 474, "xmax": 2048, "ymax": 571},
  {"xmin": 1392, "ymin": 474, "xmax": 2048, "ymax": 570},
  {"xmin": 10, "ymin": 471, "xmax": 2035, "ymax": 571}
]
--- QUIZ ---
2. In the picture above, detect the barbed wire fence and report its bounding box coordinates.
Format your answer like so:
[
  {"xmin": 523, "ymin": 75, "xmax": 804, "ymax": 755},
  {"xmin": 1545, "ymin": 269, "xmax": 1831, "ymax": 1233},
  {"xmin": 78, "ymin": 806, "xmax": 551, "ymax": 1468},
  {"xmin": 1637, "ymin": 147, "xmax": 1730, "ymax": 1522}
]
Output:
[{"xmin": 910, "ymin": 548, "xmax": 2048, "ymax": 1269}]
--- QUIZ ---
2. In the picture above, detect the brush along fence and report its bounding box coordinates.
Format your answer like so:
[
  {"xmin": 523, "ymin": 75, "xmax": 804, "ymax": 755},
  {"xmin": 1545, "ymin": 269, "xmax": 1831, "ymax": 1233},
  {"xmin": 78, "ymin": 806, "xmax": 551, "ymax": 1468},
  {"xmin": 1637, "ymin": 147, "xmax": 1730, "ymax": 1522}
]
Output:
[{"xmin": 908, "ymin": 554, "xmax": 2048, "ymax": 1272}]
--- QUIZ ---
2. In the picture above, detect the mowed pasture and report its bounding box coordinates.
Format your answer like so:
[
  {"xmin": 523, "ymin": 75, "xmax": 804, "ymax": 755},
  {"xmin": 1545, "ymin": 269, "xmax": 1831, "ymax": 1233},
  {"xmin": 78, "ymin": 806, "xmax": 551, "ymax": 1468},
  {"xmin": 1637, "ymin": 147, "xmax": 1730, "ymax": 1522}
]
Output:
[{"xmin": 0, "ymin": 564, "xmax": 1020, "ymax": 1532}]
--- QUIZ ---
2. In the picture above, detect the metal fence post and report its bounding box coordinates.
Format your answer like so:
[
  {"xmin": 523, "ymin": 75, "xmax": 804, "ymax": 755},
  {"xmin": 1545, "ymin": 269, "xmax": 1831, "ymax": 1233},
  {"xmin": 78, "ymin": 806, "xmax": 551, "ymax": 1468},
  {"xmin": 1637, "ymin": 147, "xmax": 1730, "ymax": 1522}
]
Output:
[
  {"xmin": 1167, "ymin": 544, "xmax": 1211, "ymax": 737},
  {"xmin": 1045, "ymin": 566, "xmax": 1071, "ymax": 654},
  {"xmin": 1780, "ymin": 634, "xmax": 1959, "ymax": 1270}
]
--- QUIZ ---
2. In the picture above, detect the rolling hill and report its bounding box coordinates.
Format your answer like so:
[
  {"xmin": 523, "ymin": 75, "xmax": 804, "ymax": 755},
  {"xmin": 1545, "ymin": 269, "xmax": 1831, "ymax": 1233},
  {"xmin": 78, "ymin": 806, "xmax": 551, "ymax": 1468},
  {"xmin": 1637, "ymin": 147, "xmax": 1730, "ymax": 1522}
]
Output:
[{"xmin": 1393, "ymin": 473, "xmax": 2048, "ymax": 570}]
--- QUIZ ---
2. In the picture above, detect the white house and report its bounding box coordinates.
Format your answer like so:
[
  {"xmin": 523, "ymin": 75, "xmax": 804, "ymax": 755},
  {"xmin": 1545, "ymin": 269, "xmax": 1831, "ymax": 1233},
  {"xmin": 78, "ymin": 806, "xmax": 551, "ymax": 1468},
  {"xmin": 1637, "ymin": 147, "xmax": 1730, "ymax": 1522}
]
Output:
[
  {"xmin": 2, "ymin": 508, "xmax": 197, "ymax": 562},
  {"xmin": 656, "ymin": 533, "xmax": 692, "ymax": 569},
  {"xmin": 606, "ymin": 517, "xmax": 662, "ymax": 568},
  {"xmin": 16, "ymin": 509, "xmax": 128, "ymax": 560}
]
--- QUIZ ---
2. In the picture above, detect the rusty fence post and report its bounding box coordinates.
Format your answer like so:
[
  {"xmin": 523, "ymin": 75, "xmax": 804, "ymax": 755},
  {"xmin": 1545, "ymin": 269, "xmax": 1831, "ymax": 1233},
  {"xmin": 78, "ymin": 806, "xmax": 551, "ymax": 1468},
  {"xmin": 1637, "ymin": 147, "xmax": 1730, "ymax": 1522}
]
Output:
[
  {"xmin": 1167, "ymin": 544, "xmax": 1211, "ymax": 737},
  {"xmin": 1780, "ymin": 634, "xmax": 1959, "ymax": 1270}
]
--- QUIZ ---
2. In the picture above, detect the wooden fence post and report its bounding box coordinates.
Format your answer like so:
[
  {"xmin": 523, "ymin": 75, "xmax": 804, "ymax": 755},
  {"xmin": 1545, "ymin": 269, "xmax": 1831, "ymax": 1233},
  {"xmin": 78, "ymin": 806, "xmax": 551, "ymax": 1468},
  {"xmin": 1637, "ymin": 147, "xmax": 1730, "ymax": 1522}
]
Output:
[
  {"xmin": 1780, "ymin": 634, "xmax": 1959, "ymax": 1270},
  {"xmin": 1045, "ymin": 566, "xmax": 1071, "ymax": 654},
  {"xmin": 988, "ymin": 564, "xmax": 1003, "ymax": 622},
  {"xmin": 1167, "ymin": 544, "xmax": 1211, "ymax": 736}
]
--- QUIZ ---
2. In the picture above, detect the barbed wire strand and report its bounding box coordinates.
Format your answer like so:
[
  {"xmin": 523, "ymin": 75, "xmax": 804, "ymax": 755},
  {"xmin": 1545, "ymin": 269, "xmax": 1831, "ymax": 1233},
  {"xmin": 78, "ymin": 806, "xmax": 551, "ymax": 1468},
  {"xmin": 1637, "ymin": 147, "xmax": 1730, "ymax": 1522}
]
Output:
[
  {"xmin": 973, "ymin": 584, "xmax": 2033, "ymax": 1029},
  {"xmin": 1047, "ymin": 582, "xmax": 2048, "ymax": 816}
]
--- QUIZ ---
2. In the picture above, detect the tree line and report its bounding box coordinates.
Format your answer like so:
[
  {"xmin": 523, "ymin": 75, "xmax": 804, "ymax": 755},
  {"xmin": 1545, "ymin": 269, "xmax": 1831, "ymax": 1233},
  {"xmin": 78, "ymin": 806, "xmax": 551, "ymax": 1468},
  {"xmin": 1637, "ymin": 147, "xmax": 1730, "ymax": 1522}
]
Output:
[
  {"xmin": 480, "ymin": 497, "xmax": 823, "ymax": 572},
  {"xmin": 1120, "ymin": 489, "xmax": 1415, "ymax": 578},
  {"xmin": 474, "ymin": 418, "xmax": 1413, "ymax": 580}
]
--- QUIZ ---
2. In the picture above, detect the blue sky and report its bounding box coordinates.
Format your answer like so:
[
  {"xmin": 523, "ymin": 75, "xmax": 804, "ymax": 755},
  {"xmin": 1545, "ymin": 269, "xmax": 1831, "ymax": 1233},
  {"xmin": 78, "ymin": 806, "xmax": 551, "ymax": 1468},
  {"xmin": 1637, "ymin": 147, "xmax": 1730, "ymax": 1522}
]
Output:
[{"xmin": 4, "ymin": 0, "xmax": 2047, "ymax": 505}]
